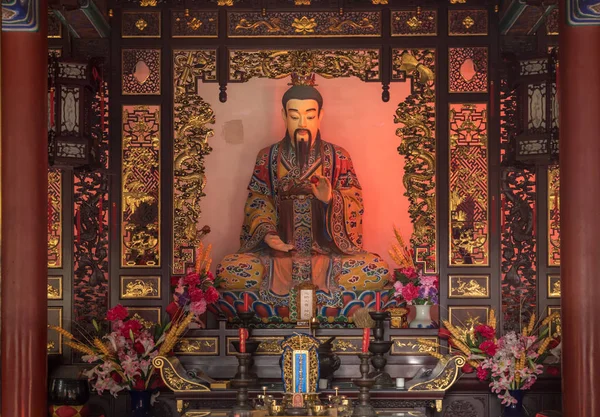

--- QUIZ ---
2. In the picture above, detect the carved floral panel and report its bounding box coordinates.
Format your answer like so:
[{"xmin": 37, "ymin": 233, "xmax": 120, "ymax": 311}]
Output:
[
  {"xmin": 448, "ymin": 275, "xmax": 489, "ymax": 298},
  {"xmin": 172, "ymin": 10, "xmax": 218, "ymax": 37},
  {"xmin": 228, "ymin": 11, "xmax": 381, "ymax": 37},
  {"xmin": 391, "ymin": 10, "xmax": 437, "ymax": 36},
  {"xmin": 448, "ymin": 10, "xmax": 488, "ymax": 36},
  {"xmin": 120, "ymin": 276, "xmax": 161, "ymax": 299},
  {"xmin": 548, "ymin": 165, "xmax": 560, "ymax": 266},
  {"xmin": 449, "ymin": 103, "xmax": 489, "ymax": 266},
  {"xmin": 122, "ymin": 11, "xmax": 161, "ymax": 38},
  {"xmin": 122, "ymin": 105, "xmax": 161, "ymax": 267},
  {"xmin": 48, "ymin": 169, "xmax": 62, "ymax": 268},
  {"xmin": 122, "ymin": 49, "xmax": 161, "ymax": 95},
  {"xmin": 449, "ymin": 47, "xmax": 488, "ymax": 93}
]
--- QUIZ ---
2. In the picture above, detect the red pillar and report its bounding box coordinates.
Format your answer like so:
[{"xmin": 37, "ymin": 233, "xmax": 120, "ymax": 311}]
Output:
[
  {"xmin": 1, "ymin": 5, "xmax": 49, "ymax": 417},
  {"xmin": 559, "ymin": 5, "xmax": 600, "ymax": 417}
]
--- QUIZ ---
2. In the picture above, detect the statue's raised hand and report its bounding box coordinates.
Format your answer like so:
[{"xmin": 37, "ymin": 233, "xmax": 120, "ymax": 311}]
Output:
[
  {"xmin": 265, "ymin": 234, "xmax": 294, "ymax": 252},
  {"xmin": 310, "ymin": 175, "xmax": 332, "ymax": 204}
]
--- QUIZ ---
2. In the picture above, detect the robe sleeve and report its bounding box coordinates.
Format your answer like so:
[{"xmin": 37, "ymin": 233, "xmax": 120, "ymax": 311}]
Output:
[
  {"xmin": 326, "ymin": 146, "xmax": 364, "ymax": 255},
  {"xmin": 239, "ymin": 147, "xmax": 278, "ymax": 253}
]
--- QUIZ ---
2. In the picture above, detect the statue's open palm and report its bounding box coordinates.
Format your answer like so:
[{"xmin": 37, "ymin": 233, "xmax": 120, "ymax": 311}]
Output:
[
  {"xmin": 265, "ymin": 234, "xmax": 294, "ymax": 252},
  {"xmin": 311, "ymin": 175, "xmax": 332, "ymax": 203}
]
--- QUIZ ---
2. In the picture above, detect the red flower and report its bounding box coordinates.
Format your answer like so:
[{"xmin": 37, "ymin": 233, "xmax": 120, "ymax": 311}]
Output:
[
  {"xmin": 111, "ymin": 373, "xmax": 123, "ymax": 384},
  {"xmin": 476, "ymin": 366, "xmax": 489, "ymax": 381},
  {"xmin": 462, "ymin": 363, "xmax": 474, "ymax": 373},
  {"xmin": 189, "ymin": 288, "xmax": 205, "ymax": 303},
  {"xmin": 438, "ymin": 328, "xmax": 452, "ymax": 339},
  {"xmin": 479, "ymin": 340, "xmax": 498, "ymax": 357},
  {"xmin": 399, "ymin": 267, "xmax": 418, "ymax": 280},
  {"xmin": 166, "ymin": 302, "xmax": 183, "ymax": 321},
  {"xmin": 133, "ymin": 377, "xmax": 145, "ymax": 391},
  {"xmin": 170, "ymin": 276, "xmax": 181, "ymax": 286},
  {"xmin": 475, "ymin": 324, "xmax": 496, "ymax": 340},
  {"xmin": 119, "ymin": 320, "xmax": 142, "ymax": 338},
  {"xmin": 107, "ymin": 305, "xmax": 128, "ymax": 322},
  {"xmin": 206, "ymin": 271, "xmax": 215, "ymax": 282},
  {"xmin": 205, "ymin": 286, "xmax": 220, "ymax": 304},
  {"xmin": 133, "ymin": 342, "xmax": 145, "ymax": 354},
  {"xmin": 401, "ymin": 283, "xmax": 419, "ymax": 303},
  {"xmin": 546, "ymin": 366, "xmax": 560, "ymax": 376},
  {"xmin": 183, "ymin": 273, "xmax": 201, "ymax": 286},
  {"xmin": 549, "ymin": 337, "xmax": 561, "ymax": 349}
]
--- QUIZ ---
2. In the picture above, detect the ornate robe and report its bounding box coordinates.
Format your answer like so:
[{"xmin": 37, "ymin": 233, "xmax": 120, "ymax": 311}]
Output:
[{"xmin": 239, "ymin": 136, "xmax": 364, "ymax": 307}]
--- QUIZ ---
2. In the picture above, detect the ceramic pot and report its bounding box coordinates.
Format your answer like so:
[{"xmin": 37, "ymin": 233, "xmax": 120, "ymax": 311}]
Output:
[{"xmin": 409, "ymin": 305, "xmax": 433, "ymax": 328}]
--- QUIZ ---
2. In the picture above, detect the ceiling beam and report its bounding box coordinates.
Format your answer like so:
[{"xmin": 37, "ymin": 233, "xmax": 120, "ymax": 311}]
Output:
[{"xmin": 499, "ymin": 0, "xmax": 528, "ymax": 35}]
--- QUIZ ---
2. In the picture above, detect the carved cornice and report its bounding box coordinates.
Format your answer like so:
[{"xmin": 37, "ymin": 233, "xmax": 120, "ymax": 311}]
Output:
[{"xmin": 229, "ymin": 49, "xmax": 380, "ymax": 83}]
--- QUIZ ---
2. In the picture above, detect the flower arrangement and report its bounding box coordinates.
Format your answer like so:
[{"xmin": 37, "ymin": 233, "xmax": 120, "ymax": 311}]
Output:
[
  {"xmin": 167, "ymin": 243, "xmax": 222, "ymax": 322},
  {"xmin": 388, "ymin": 227, "xmax": 438, "ymax": 305},
  {"xmin": 50, "ymin": 305, "xmax": 194, "ymax": 396},
  {"xmin": 417, "ymin": 309, "xmax": 562, "ymax": 406}
]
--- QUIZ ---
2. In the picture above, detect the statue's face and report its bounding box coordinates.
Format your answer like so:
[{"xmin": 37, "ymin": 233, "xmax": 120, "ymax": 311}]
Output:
[{"xmin": 282, "ymin": 99, "xmax": 324, "ymax": 144}]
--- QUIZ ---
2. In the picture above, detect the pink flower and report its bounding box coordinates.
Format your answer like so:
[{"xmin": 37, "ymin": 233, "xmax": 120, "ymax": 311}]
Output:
[
  {"xmin": 401, "ymin": 283, "xmax": 419, "ymax": 303},
  {"xmin": 399, "ymin": 267, "xmax": 418, "ymax": 280},
  {"xmin": 393, "ymin": 280, "xmax": 404, "ymax": 294},
  {"xmin": 479, "ymin": 340, "xmax": 498, "ymax": 356},
  {"xmin": 477, "ymin": 366, "xmax": 489, "ymax": 381},
  {"xmin": 206, "ymin": 271, "xmax": 215, "ymax": 282},
  {"xmin": 205, "ymin": 286, "xmax": 220, "ymax": 304},
  {"xmin": 107, "ymin": 305, "xmax": 128, "ymax": 322},
  {"xmin": 475, "ymin": 324, "xmax": 496, "ymax": 340},
  {"xmin": 419, "ymin": 275, "xmax": 438, "ymax": 289},
  {"xmin": 190, "ymin": 299, "xmax": 207, "ymax": 316}
]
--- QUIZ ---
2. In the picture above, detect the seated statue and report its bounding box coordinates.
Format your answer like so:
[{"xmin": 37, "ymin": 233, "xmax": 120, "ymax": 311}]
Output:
[{"xmin": 217, "ymin": 74, "xmax": 390, "ymax": 313}]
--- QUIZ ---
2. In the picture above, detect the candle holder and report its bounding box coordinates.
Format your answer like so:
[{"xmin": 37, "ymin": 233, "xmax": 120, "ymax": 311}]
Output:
[
  {"xmin": 368, "ymin": 341, "xmax": 394, "ymax": 389},
  {"xmin": 231, "ymin": 339, "xmax": 260, "ymax": 385},
  {"xmin": 351, "ymin": 353, "xmax": 376, "ymax": 417},
  {"xmin": 238, "ymin": 311, "xmax": 256, "ymax": 334},
  {"xmin": 368, "ymin": 311, "xmax": 390, "ymax": 341},
  {"xmin": 230, "ymin": 353, "xmax": 254, "ymax": 417}
]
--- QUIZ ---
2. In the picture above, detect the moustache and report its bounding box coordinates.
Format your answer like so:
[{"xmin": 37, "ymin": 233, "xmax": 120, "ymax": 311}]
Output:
[{"xmin": 294, "ymin": 129, "xmax": 312, "ymax": 142}]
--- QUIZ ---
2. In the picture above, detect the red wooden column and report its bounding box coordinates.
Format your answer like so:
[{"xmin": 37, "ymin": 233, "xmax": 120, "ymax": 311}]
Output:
[
  {"xmin": 559, "ymin": 4, "xmax": 600, "ymax": 417},
  {"xmin": 1, "ymin": 5, "xmax": 49, "ymax": 417}
]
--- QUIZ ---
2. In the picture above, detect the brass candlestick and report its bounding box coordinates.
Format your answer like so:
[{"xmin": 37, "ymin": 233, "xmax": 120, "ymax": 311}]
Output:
[
  {"xmin": 368, "ymin": 311, "xmax": 390, "ymax": 341},
  {"xmin": 238, "ymin": 311, "xmax": 256, "ymax": 335},
  {"xmin": 351, "ymin": 353, "xmax": 376, "ymax": 417},
  {"xmin": 230, "ymin": 353, "xmax": 254, "ymax": 417}
]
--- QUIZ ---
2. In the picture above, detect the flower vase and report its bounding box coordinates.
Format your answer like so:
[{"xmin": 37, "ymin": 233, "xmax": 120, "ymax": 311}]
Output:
[
  {"xmin": 409, "ymin": 305, "xmax": 433, "ymax": 328},
  {"xmin": 129, "ymin": 390, "xmax": 152, "ymax": 417},
  {"xmin": 503, "ymin": 390, "xmax": 525, "ymax": 417}
]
